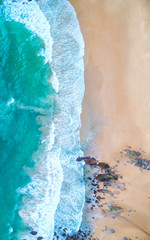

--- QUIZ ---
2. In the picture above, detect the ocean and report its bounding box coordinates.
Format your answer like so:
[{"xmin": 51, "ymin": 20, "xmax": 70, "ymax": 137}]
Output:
[{"xmin": 0, "ymin": 0, "xmax": 85, "ymax": 239}]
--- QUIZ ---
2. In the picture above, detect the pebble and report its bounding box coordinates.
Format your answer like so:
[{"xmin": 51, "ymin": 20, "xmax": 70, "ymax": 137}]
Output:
[
  {"xmin": 108, "ymin": 229, "xmax": 115, "ymax": 233},
  {"xmin": 30, "ymin": 231, "xmax": 37, "ymax": 235},
  {"xmin": 109, "ymin": 215, "xmax": 116, "ymax": 219},
  {"xmin": 123, "ymin": 238, "xmax": 127, "ymax": 240}
]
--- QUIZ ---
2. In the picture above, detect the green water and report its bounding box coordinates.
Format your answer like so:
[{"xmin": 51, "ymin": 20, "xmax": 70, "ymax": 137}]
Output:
[{"xmin": 0, "ymin": 15, "xmax": 55, "ymax": 239}]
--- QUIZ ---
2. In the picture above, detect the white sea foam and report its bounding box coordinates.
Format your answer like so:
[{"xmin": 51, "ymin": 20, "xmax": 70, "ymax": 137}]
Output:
[
  {"xmin": 37, "ymin": 0, "xmax": 85, "ymax": 237},
  {"xmin": 7, "ymin": 97, "xmax": 15, "ymax": 106}
]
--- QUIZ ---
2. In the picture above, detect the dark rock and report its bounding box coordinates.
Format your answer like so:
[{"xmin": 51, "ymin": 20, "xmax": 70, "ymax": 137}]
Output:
[
  {"xmin": 37, "ymin": 237, "xmax": 43, "ymax": 240},
  {"xmin": 134, "ymin": 158, "xmax": 142, "ymax": 167},
  {"xmin": 112, "ymin": 174, "xmax": 118, "ymax": 180},
  {"xmin": 123, "ymin": 149, "xmax": 141, "ymax": 157},
  {"xmin": 86, "ymin": 198, "xmax": 91, "ymax": 203},
  {"xmin": 129, "ymin": 156, "xmax": 150, "ymax": 170},
  {"xmin": 76, "ymin": 156, "xmax": 98, "ymax": 166},
  {"xmin": 100, "ymin": 189, "xmax": 110, "ymax": 193},
  {"xmin": 91, "ymin": 183, "xmax": 97, "ymax": 186},
  {"xmin": 30, "ymin": 231, "xmax": 37, "ymax": 235},
  {"xmin": 87, "ymin": 177, "xmax": 92, "ymax": 180},
  {"xmin": 96, "ymin": 196, "xmax": 101, "ymax": 200},
  {"xmin": 97, "ymin": 162, "xmax": 110, "ymax": 169},
  {"xmin": 95, "ymin": 174, "xmax": 118, "ymax": 182},
  {"xmin": 103, "ymin": 182, "xmax": 111, "ymax": 187}
]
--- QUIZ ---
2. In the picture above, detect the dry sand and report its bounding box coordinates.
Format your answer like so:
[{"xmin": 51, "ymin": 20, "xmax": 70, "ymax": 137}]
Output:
[{"xmin": 69, "ymin": 0, "xmax": 150, "ymax": 239}]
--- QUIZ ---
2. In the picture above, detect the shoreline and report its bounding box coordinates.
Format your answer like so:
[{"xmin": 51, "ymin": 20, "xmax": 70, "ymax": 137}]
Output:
[
  {"xmin": 69, "ymin": 0, "xmax": 150, "ymax": 239},
  {"xmin": 69, "ymin": 0, "xmax": 150, "ymax": 159}
]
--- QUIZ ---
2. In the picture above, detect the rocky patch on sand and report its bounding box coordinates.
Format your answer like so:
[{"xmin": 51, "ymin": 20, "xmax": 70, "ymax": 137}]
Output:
[
  {"xmin": 53, "ymin": 153, "xmax": 147, "ymax": 239},
  {"xmin": 122, "ymin": 149, "xmax": 150, "ymax": 170},
  {"xmin": 72, "ymin": 150, "xmax": 149, "ymax": 239}
]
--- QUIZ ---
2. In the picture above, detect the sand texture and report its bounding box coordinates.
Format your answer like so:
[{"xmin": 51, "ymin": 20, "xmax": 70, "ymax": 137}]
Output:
[{"xmin": 69, "ymin": 0, "xmax": 150, "ymax": 239}]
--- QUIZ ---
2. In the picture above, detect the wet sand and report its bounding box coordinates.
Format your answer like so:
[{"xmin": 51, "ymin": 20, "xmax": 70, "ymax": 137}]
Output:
[{"xmin": 69, "ymin": 0, "xmax": 150, "ymax": 239}]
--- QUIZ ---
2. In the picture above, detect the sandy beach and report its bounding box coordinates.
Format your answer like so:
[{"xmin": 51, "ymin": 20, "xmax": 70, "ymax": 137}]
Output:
[{"xmin": 69, "ymin": 0, "xmax": 150, "ymax": 239}]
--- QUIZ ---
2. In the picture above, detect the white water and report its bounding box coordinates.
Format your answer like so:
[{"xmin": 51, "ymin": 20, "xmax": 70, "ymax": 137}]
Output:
[{"xmin": 37, "ymin": 1, "xmax": 85, "ymax": 237}]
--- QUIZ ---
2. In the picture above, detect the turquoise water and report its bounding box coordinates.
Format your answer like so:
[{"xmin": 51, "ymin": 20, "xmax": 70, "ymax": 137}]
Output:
[
  {"xmin": 0, "ymin": 0, "xmax": 85, "ymax": 239},
  {"xmin": 0, "ymin": 14, "xmax": 55, "ymax": 239}
]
